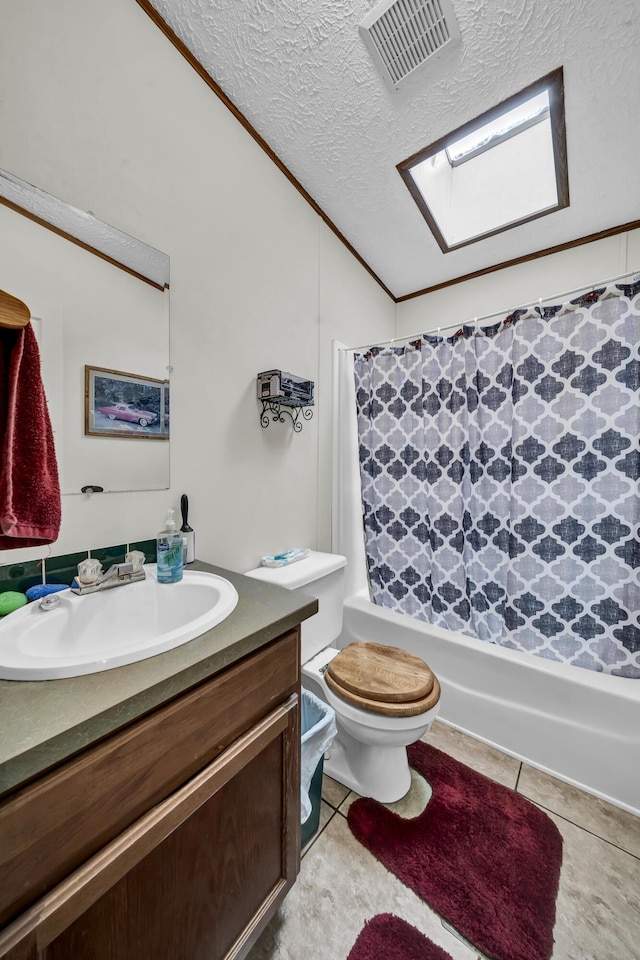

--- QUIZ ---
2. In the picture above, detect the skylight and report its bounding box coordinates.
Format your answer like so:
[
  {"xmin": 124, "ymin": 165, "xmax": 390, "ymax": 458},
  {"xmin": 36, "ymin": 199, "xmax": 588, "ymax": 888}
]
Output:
[
  {"xmin": 445, "ymin": 94, "xmax": 549, "ymax": 165},
  {"xmin": 397, "ymin": 69, "xmax": 569, "ymax": 252}
]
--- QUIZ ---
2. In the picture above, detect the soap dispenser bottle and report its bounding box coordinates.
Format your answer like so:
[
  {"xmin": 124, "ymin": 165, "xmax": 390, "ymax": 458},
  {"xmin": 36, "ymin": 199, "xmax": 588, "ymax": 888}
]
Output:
[{"xmin": 157, "ymin": 509, "xmax": 184, "ymax": 583}]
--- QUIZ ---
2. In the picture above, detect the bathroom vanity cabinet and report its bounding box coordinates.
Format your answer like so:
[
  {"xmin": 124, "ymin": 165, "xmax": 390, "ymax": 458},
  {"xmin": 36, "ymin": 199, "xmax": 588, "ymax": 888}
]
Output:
[{"xmin": 0, "ymin": 621, "xmax": 304, "ymax": 960}]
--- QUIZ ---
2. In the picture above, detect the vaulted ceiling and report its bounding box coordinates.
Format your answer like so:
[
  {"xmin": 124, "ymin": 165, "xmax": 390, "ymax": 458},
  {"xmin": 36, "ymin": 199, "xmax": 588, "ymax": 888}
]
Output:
[{"xmin": 143, "ymin": 0, "xmax": 640, "ymax": 300}]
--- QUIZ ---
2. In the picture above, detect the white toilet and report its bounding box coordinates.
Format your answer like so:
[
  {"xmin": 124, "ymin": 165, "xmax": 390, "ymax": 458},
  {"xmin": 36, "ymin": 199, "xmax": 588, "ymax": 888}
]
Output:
[{"xmin": 245, "ymin": 551, "xmax": 440, "ymax": 803}]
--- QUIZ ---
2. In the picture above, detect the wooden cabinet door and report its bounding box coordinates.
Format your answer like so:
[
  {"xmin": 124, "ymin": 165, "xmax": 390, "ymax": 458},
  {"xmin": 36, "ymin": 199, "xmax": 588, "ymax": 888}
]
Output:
[
  {"xmin": 0, "ymin": 696, "xmax": 300, "ymax": 960},
  {"xmin": 0, "ymin": 630, "xmax": 299, "ymax": 930}
]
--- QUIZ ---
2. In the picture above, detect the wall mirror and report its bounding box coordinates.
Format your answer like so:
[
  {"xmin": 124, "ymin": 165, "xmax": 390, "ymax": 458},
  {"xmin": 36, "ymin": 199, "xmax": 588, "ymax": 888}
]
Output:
[{"xmin": 0, "ymin": 170, "xmax": 170, "ymax": 495}]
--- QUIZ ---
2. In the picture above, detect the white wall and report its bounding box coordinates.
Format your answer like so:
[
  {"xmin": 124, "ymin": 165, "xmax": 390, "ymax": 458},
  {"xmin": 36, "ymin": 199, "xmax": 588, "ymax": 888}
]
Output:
[
  {"xmin": 0, "ymin": 0, "xmax": 394, "ymax": 573},
  {"xmin": 396, "ymin": 229, "xmax": 640, "ymax": 336}
]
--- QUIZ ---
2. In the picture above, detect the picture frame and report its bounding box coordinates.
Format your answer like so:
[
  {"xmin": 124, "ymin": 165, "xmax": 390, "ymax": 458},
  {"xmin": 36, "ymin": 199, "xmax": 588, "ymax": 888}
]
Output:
[{"xmin": 84, "ymin": 365, "xmax": 170, "ymax": 440}]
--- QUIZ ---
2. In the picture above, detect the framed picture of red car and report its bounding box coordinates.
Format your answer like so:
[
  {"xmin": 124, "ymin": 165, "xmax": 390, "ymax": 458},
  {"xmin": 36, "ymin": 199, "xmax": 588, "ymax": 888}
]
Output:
[{"xmin": 84, "ymin": 365, "xmax": 170, "ymax": 440}]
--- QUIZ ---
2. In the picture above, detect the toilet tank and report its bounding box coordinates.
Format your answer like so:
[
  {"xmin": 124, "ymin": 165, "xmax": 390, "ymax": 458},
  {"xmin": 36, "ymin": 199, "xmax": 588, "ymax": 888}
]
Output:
[{"xmin": 244, "ymin": 552, "xmax": 346, "ymax": 662}]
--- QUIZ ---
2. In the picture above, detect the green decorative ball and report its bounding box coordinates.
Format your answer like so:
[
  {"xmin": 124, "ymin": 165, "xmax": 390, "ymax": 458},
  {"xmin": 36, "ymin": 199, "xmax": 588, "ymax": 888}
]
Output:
[{"xmin": 0, "ymin": 591, "xmax": 28, "ymax": 616}]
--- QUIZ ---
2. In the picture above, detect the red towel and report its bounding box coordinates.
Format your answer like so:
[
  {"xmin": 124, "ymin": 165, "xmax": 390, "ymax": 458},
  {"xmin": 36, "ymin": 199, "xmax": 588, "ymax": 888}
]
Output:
[{"xmin": 0, "ymin": 323, "xmax": 61, "ymax": 548}]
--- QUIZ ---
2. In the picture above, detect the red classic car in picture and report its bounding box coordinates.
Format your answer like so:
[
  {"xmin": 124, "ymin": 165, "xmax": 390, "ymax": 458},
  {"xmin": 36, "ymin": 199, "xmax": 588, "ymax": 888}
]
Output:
[{"xmin": 97, "ymin": 403, "xmax": 158, "ymax": 427}]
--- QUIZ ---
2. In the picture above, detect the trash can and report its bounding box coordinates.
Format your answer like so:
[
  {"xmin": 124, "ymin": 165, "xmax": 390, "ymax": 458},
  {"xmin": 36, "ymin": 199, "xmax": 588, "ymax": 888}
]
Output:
[{"xmin": 300, "ymin": 687, "xmax": 337, "ymax": 847}]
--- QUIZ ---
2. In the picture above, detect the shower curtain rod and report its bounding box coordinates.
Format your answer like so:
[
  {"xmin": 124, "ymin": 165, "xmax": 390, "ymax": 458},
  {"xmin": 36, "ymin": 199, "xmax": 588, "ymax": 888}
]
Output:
[{"xmin": 344, "ymin": 267, "xmax": 640, "ymax": 354}]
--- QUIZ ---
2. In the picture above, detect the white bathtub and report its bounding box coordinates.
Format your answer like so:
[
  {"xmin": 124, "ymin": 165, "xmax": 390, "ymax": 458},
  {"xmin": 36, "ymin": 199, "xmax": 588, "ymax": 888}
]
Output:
[{"xmin": 333, "ymin": 343, "xmax": 640, "ymax": 816}]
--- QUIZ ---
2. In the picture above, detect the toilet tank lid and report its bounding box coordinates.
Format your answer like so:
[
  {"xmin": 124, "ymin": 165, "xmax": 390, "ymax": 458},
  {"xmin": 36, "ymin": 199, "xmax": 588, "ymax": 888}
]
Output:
[{"xmin": 244, "ymin": 551, "xmax": 346, "ymax": 589}]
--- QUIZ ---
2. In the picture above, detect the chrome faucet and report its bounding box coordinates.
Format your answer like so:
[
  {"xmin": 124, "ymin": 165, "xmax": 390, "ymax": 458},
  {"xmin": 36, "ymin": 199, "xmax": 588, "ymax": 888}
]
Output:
[{"xmin": 70, "ymin": 552, "xmax": 146, "ymax": 596}]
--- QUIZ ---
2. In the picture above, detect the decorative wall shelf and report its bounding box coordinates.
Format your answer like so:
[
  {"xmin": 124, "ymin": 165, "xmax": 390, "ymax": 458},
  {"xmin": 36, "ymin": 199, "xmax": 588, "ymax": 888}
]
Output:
[
  {"xmin": 256, "ymin": 369, "xmax": 315, "ymax": 433},
  {"xmin": 259, "ymin": 398, "xmax": 313, "ymax": 433}
]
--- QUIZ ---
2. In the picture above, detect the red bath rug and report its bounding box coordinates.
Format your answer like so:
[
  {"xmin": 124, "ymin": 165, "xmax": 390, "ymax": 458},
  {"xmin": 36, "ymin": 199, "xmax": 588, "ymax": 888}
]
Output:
[
  {"xmin": 347, "ymin": 741, "xmax": 563, "ymax": 960},
  {"xmin": 346, "ymin": 913, "xmax": 454, "ymax": 960}
]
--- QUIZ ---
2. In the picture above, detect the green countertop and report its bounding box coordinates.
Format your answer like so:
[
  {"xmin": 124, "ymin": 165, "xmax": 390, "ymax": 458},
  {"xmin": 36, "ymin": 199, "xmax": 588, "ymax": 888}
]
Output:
[{"xmin": 0, "ymin": 561, "xmax": 317, "ymax": 799}]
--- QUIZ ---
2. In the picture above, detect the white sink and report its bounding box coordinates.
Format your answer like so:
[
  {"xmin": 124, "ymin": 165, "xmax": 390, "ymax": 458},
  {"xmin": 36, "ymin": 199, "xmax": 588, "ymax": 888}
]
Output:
[{"xmin": 0, "ymin": 565, "xmax": 239, "ymax": 681}]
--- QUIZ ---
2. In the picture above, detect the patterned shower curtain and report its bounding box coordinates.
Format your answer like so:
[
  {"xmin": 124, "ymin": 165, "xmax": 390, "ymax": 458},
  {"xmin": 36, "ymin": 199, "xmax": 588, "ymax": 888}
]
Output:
[{"xmin": 354, "ymin": 285, "xmax": 640, "ymax": 677}]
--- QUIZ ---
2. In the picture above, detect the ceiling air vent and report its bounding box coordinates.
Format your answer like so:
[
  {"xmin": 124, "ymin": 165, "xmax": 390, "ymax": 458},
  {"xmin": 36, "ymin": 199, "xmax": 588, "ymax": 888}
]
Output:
[{"xmin": 359, "ymin": 0, "xmax": 461, "ymax": 90}]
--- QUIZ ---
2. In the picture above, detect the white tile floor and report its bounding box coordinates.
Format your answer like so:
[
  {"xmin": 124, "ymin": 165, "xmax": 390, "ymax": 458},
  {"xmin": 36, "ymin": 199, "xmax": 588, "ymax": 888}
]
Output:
[{"xmin": 248, "ymin": 720, "xmax": 640, "ymax": 960}]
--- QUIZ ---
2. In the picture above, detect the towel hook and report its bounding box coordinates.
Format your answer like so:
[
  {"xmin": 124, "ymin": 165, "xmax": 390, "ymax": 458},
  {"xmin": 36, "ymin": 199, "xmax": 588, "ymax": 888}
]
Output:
[{"xmin": 0, "ymin": 289, "xmax": 30, "ymax": 330}]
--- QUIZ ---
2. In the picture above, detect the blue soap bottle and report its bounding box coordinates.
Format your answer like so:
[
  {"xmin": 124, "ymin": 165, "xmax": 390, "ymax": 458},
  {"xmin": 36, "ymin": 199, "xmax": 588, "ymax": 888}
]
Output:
[{"xmin": 157, "ymin": 509, "xmax": 184, "ymax": 583}]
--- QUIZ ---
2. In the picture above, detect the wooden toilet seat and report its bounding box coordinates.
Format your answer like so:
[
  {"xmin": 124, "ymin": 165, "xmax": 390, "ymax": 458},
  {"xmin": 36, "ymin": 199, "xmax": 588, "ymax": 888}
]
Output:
[{"xmin": 325, "ymin": 641, "xmax": 441, "ymax": 717}]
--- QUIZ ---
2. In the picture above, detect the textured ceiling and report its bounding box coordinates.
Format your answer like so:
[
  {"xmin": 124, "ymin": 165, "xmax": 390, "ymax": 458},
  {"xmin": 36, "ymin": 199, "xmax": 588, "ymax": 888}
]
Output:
[{"xmin": 147, "ymin": 0, "xmax": 640, "ymax": 299}]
